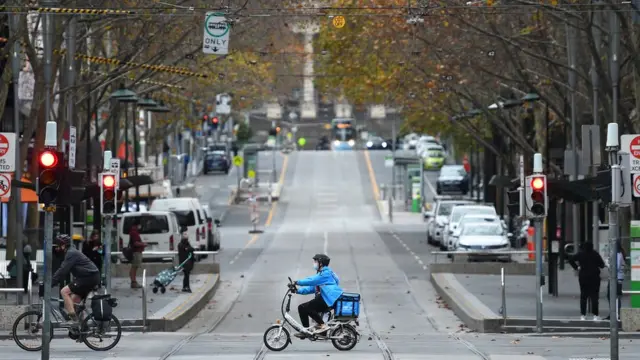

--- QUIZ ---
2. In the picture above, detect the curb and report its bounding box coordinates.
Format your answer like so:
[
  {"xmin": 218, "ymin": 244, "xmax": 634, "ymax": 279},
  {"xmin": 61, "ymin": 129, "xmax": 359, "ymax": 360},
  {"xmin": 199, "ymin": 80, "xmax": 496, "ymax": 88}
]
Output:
[{"xmin": 430, "ymin": 272, "xmax": 502, "ymax": 333}]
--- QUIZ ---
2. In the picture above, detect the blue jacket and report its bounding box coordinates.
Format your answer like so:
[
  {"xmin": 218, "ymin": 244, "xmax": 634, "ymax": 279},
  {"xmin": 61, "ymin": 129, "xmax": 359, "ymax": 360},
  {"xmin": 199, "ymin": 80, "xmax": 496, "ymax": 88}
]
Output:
[{"xmin": 296, "ymin": 267, "xmax": 344, "ymax": 307}]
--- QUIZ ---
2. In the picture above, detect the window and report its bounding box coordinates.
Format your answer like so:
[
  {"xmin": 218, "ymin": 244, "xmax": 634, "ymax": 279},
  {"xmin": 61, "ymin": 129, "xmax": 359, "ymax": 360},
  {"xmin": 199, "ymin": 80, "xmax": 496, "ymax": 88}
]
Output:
[
  {"xmin": 441, "ymin": 166, "xmax": 466, "ymax": 177},
  {"xmin": 438, "ymin": 203, "xmax": 472, "ymax": 216},
  {"xmin": 451, "ymin": 208, "xmax": 494, "ymax": 223},
  {"xmin": 172, "ymin": 210, "xmax": 196, "ymax": 227},
  {"xmin": 123, "ymin": 215, "xmax": 169, "ymax": 235},
  {"xmin": 462, "ymin": 225, "xmax": 503, "ymax": 236}
]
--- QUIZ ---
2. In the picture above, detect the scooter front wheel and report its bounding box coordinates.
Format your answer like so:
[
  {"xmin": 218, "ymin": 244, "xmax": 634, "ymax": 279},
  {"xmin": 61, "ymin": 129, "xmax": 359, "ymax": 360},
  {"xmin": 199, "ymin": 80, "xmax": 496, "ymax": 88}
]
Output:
[{"xmin": 263, "ymin": 325, "xmax": 290, "ymax": 351}]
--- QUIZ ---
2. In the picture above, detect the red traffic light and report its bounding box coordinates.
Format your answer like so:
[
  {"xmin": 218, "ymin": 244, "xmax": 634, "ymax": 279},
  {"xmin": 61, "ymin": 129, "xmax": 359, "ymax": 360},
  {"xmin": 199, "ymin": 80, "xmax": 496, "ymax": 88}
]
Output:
[
  {"xmin": 531, "ymin": 177, "xmax": 544, "ymax": 191},
  {"xmin": 40, "ymin": 151, "xmax": 58, "ymax": 168},
  {"xmin": 203, "ymin": 114, "xmax": 209, "ymax": 121},
  {"xmin": 103, "ymin": 175, "xmax": 116, "ymax": 188},
  {"xmin": 212, "ymin": 117, "xmax": 219, "ymax": 124}
]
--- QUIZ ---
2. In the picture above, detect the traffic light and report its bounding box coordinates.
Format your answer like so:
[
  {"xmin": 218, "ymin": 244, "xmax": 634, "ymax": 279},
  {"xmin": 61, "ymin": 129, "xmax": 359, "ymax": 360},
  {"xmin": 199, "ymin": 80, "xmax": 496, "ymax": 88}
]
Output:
[
  {"xmin": 211, "ymin": 116, "xmax": 219, "ymax": 130},
  {"xmin": 37, "ymin": 150, "xmax": 62, "ymax": 205},
  {"xmin": 525, "ymin": 174, "xmax": 548, "ymax": 217},
  {"xmin": 203, "ymin": 114, "xmax": 209, "ymax": 122},
  {"xmin": 100, "ymin": 173, "xmax": 117, "ymax": 216}
]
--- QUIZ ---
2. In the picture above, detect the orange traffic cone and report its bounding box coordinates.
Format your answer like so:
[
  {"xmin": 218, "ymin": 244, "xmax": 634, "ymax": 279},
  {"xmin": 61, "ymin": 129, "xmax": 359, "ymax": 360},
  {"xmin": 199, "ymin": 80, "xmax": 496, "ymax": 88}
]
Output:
[{"xmin": 527, "ymin": 227, "xmax": 535, "ymax": 260}]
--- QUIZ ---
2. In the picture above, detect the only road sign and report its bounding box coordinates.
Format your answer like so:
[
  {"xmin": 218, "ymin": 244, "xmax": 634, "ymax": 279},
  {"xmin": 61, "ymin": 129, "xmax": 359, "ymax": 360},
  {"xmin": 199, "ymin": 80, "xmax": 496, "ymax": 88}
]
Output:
[
  {"xmin": 248, "ymin": 169, "xmax": 256, "ymax": 179},
  {"xmin": 634, "ymin": 174, "xmax": 640, "ymax": 197},
  {"xmin": 0, "ymin": 173, "xmax": 11, "ymax": 198},
  {"xmin": 203, "ymin": 12, "xmax": 230, "ymax": 55},
  {"xmin": 233, "ymin": 155, "xmax": 243, "ymax": 167},
  {"xmin": 332, "ymin": 16, "xmax": 346, "ymax": 28},
  {"xmin": 621, "ymin": 135, "xmax": 640, "ymax": 173},
  {"xmin": 0, "ymin": 133, "xmax": 16, "ymax": 172}
]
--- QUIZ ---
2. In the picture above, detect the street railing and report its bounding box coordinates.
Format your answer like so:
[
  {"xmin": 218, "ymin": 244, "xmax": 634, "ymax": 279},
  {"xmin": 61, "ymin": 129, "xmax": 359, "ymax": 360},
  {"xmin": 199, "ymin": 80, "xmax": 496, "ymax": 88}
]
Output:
[
  {"xmin": 111, "ymin": 251, "xmax": 219, "ymax": 265},
  {"xmin": 430, "ymin": 250, "xmax": 533, "ymax": 263},
  {"xmin": 0, "ymin": 270, "xmax": 33, "ymax": 305}
]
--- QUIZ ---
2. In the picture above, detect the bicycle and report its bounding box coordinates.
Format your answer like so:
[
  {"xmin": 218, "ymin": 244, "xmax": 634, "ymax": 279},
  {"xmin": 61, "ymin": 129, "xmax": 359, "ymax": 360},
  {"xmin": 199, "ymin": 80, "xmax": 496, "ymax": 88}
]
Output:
[{"xmin": 12, "ymin": 282, "xmax": 122, "ymax": 352}]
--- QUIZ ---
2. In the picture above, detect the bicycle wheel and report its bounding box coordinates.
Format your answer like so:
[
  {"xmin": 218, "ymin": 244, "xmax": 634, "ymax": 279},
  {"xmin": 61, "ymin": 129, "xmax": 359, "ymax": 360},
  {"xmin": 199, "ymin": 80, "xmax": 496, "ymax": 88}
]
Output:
[
  {"xmin": 81, "ymin": 313, "xmax": 122, "ymax": 351},
  {"xmin": 12, "ymin": 310, "xmax": 53, "ymax": 352}
]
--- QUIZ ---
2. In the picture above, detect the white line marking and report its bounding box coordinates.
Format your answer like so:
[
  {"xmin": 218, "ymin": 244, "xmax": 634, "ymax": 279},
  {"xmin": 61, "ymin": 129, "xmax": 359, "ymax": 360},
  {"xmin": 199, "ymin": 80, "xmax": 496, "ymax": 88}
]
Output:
[
  {"xmin": 424, "ymin": 174, "xmax": 437, "ymax": 196},
  {"xmin": 323, "ymin": 231, "xmax": 329, "ymax": 255}
]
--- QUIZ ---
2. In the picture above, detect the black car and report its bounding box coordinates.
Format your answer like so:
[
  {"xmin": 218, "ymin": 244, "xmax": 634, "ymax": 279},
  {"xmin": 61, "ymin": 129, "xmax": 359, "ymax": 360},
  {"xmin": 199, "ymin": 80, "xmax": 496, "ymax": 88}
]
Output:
[
  {"xmin": 316, "ymin": 136, "xmax": 330, "ymax": 150},
  {"xmin": 365, "ymin": 136, "xmax": 388, "ymax": 150},
  {"xmin": 204, "ymin": 150, "xmax": 230, "ymax": 174},
  {"xmin": 436, "ymin": 165, "xmax": 469, "ymax": 195}
]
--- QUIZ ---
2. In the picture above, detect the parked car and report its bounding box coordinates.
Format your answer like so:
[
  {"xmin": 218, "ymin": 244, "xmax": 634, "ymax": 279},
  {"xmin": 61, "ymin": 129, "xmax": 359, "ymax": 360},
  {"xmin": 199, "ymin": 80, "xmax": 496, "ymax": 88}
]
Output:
[
  {"xmin": 436, "ymin": 165, "xmax": 469, "ymax": 195},
  {"xmin": 204, "ymin": 150, "xmax": 230, "ymax": 174},
  {"xmin": 202, "ymin": 205, "xmax": 221, "ymax": 252},
  {"xmin": 117, "ymin": 211, "xmax": 181, "ymax": 263},
  {"xmin": 425, "ymin": 198, "xmax": 474, "ymax": 246},
  {"xmin": 454, "ymin": 223, "xmax": 512, "ymax": 262},
  {"xmin": 442, "ymin": 205, "xmax": 497, "ymax": 251},
  {"xmin": 448, "ymin": 213, "xmax": 504, "ymax": 251}
]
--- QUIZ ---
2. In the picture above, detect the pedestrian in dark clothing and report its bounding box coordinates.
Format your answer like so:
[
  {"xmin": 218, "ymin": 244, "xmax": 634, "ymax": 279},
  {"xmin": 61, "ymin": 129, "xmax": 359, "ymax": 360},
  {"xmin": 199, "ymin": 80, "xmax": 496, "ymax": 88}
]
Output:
[
  {"xmin": 177, "ymin": 226, "xmax": 195, "ymax": 293},
  {"xmin": 568, "ymin": 241, "xmax": 605, "ymax": 320},
  {"xmin": 128, "ymin": 224, "xmax": 146, "ymax": 288},
  {"xmin": 8, "ymin": 244, "xmax": 37, "ymax": 293},
  {"xmin": 82, "ymin": 230, "xmax": 103, "ymax": 275}
]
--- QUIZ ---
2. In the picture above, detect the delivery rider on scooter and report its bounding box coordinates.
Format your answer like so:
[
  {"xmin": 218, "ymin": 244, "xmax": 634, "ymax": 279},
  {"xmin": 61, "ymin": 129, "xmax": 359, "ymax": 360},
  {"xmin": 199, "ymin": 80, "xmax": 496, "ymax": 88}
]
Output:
[{"xmin": 292, "ymin": 254, "xmax": 343, "ymax": 339}]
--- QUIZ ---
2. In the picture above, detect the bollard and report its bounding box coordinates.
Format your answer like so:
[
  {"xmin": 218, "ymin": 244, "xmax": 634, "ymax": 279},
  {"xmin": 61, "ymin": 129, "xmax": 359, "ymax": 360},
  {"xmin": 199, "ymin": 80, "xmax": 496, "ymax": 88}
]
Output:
[
  {"xmin": 142, "ymin": 269, "xmax": 147, "ymax": 332},
  {"xmin": 500, "ymin": 267, "xmax": 507, "ymax": 326}
]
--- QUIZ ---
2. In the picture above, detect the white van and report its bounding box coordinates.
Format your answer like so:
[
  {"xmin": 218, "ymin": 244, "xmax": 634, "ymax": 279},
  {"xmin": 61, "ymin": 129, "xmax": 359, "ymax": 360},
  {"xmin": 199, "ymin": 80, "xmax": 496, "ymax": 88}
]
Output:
[
  {"xmin": 117, "ymin": 211, "xmax": 181, "ymax": 262},
  {"xmin": 149, "ymin": 198, "xmax": 208, "ymax": 256}
]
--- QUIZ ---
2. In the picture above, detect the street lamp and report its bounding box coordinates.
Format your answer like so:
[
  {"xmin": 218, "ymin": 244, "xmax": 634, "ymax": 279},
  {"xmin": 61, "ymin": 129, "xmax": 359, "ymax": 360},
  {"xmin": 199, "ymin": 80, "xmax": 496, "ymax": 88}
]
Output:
[
  {"xmin": 110, "ymin": 84, "xmax": 138, "ymax": 212},
  {"xmin": 137, "ymin": 95, "xmax": 158, "ymax": 205}
]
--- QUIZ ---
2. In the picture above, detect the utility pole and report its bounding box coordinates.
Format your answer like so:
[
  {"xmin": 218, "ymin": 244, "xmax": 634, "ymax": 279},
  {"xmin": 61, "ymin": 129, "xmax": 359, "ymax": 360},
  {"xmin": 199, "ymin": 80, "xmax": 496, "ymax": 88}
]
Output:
[
  {"xmin": 605, "ymin": 123, "xmax": 620, "ymax": 360},
  {"xmin": 566, "ymin": 21, "xmax": 580, "ymax": 253},
  {"xmin": 41, "ymin": 1, "xmax": 59, "ymax": 358},
  {"xmin": 66, "ymin": 15, "xmax": 77, "ymax": 242},
  {"xmin": 591, "ymin": 0, "xmax": 602, "ymax": 253},
  {"xmin": 9, "ymin": 5, "xmax": 24, "ymax": 304},
  {"xmin": 391, "ymin": 113, "xmax": 397, "ymax": 199}
]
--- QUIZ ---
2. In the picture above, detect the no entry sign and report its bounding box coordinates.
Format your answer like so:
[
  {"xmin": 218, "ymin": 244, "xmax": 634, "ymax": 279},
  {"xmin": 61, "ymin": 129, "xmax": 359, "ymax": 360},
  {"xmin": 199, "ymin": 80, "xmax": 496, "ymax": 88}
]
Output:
[
  {"xmin": 621, "ymin": 135, "xmax": 640, "ymax": 173},
  {"xmin": 0, "ymin": 133, "xmax": 16, "ymax": 172}
]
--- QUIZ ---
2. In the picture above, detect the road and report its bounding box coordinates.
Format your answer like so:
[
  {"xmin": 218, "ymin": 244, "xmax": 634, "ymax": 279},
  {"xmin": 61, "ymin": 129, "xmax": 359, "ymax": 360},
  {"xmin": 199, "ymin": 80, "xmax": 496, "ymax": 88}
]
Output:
[{"xmin": 1, "ymin": 151, "xmax": 639, "ymax": 359}]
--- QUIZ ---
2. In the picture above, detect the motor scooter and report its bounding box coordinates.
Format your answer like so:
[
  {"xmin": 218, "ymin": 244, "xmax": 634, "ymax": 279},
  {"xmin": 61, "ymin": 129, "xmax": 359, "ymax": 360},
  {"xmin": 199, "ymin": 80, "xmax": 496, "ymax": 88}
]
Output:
[{"xmin": 262, "ymin": 277, "xmax": 360, "ymax": 351}]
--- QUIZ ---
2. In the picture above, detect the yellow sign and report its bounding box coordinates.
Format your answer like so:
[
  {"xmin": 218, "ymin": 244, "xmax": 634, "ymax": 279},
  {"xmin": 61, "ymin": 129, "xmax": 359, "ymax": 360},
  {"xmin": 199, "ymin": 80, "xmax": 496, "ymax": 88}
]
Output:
[
  {"xmin": 298, "ymin": 138, "xmax": 306, "ymax": 147},
  {"xmin": 233, "ymin": 156, "xmax": 243, "ymax": 167},
  {"xmin": 248, "ymin": 169, "xmax": 256, "ymax": 179},
  {"xmin": 332, "ymin": 16, "xmax": 346, "ymax": 28}
]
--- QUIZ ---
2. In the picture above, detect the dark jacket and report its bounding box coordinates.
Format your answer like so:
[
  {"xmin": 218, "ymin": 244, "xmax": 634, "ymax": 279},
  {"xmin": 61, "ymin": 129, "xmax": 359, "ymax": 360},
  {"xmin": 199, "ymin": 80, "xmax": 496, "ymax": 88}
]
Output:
[
  {"xmin": 82, "ymin": 239, "xmax": 103, "ymax": 272},
  {"xmin": 52, "ymin": 247, "xmax": 100, "ymax": 284},
  {"xmin": 178, "ymin": 240, "xmax": 195, "ymax": 272},
  {"xmin": 568, "ymin": 242, "xmax": 605, "ymax": 279},
  {"xmin": 129, "ymin": 228, "xmax": 146, "ymax": 253}
]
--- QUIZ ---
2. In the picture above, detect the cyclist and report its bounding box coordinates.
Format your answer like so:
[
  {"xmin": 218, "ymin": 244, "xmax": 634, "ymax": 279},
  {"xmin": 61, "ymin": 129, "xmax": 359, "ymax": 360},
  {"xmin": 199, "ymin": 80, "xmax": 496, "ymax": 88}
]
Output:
[
  {"xmin": 52, "ymin": 234, "xmax": 101, "ymax": 323},
  {"xmin": 292, "ymin": 254, "xmax": 343, "ymax": 338}
]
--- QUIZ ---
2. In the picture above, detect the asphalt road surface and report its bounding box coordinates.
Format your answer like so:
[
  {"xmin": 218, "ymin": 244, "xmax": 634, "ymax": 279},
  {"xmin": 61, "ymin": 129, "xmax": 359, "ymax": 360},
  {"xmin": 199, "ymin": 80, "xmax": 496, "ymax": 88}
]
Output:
[{"xmin": 1, "ymin": 151, "xmax": 639, "ymax": 359}]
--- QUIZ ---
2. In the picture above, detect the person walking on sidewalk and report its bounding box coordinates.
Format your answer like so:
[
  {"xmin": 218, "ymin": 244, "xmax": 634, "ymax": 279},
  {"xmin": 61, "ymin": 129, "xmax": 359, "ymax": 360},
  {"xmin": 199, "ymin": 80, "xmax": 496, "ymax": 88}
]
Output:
[
  {"xmin": 568, "ymin": 241, "xmax": 605, "ymax": 321},
  {"xmin": 605, "ymin": 240, "xmax": 627, "ymax": 321},
  {"xmin": 177, "ymin": 226, "xmax": 195, "ymax": 293},
  {"xmin": 128, "ymin": 223, "xmax": 146, "ymax": 288}
]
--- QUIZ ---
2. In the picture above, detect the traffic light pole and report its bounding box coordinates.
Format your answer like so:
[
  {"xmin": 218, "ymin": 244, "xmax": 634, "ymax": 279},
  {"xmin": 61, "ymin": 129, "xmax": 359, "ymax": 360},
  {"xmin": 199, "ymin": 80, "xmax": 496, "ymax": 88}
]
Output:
[
  {"xmin": 534, "ymin": 217, "xmax": 543, "ymax": 333},
  {"xmin": 42, "ymin": 209, "xmax": 54, "ymax": 360},
  {"xmin": 608, "ymin": 158, "xmax": 620, "ymax": 360},
  {"xmin": 103, "ymin": 216, "xmax": 113, "ymax": 294}
]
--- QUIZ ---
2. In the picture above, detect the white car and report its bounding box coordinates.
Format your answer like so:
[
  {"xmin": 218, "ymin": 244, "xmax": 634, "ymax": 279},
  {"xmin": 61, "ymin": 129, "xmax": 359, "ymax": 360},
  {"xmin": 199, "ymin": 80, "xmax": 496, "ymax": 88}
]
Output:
[
  {"xmin": 442, "ymin": 205, "xmax": 497, "ymax": 251},
  {"xmin": 448, "ymin": 213, "xmax": 503, "ymax": 251},
  {"xmin": 425, "ymin": 199, "xmax": 474, "ymax": 246},
  {"xmin": 455, "ymin": 223, "xmax": 512, "ymax": 262}
]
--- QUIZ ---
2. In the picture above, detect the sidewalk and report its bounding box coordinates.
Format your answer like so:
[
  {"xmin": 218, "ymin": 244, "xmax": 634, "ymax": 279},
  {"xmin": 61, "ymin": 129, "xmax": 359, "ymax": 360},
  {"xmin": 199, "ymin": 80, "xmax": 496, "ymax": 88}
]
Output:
[
  {"xmin": 431, "ymin": 267, "xmax": 630, "ymax": 333},
  {"xmin": 0, "ymin": 273, "xmax": 220, "ymax": 336}
]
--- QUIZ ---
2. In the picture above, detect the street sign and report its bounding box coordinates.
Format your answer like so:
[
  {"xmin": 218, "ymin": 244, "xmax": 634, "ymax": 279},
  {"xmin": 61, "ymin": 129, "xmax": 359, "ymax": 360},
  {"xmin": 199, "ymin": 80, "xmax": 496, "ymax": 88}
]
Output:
[
  {"xmin": 621, "ymin": 134, "xmax": 640, "ymax": 173},
  {"xmin": 0, "ymin": 173, "xmax": 11, "ymax": 198},
  {"xmin": 385, "ymin": 155, "xmax": 394, "ymax": 168},
  {"xmin": 233, "ymin": 155, "xmax": 243, "ymax": 167},
  {"xmin": 202, "ymin": 12, "xmax": 230, "ymax": 55},
  {"xmin": 619, "ymin": 152, "xmax": 633, "ymax": 205},
  {"xmin": 69, "ymin": 126, "xmax": 77, "ymax": 169},
  {"xmin": 0, "ymin": 133, "xmax": 16, "ymax": 172},
  {"xmin": 248, "ymin": 169, "xmax": 256, "ymax": 179},
  {"xmin": 332, "ymin": 16, "xmax": 346, "ymax": 28},
  {"xmin": 109, "ymin": 158, "xmax": 121, "ymax": 187},
  {"xmin": 633, "ymin": 174, "xmax": 640, "ymax": 197},
  {"xmin": 267, "ymin": 103, "xmax": 281, "ymax": 119}
]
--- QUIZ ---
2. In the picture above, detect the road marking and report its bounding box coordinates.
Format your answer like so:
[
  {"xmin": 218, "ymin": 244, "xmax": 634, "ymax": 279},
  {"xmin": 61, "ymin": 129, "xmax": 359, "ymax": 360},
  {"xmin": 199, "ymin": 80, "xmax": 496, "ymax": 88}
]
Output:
[
  {"xmin": 323, "ymin": 231, "xmax": 329, "ymax": 255},
  {"xmin": 230, "ymin": 155, "xmax": 289, "ymax": 265},
  {"xmin": 424, "ymin": 173, "xmax": 437, "ymax": 196},
  {"xmin": 363, "ymin": 150, "xmax": 380, "ymax": 201},
  {"xmin": 390, "ymin": 230, "xmax": 428, "ymax": 272}
]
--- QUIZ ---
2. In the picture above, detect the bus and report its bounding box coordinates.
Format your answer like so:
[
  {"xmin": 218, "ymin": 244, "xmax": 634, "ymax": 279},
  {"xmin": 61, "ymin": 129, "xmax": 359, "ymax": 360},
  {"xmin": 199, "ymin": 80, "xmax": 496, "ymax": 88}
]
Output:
[{"xmin": 331, "ymin": 118, "xmax": 356, "ymax": 150}]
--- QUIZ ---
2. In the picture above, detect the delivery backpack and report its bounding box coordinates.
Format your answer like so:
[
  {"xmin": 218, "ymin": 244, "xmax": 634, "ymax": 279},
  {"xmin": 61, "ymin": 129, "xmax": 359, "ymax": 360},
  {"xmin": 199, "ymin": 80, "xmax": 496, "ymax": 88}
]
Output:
[
  {"xmin": 333, "ymin": 292, "xmax": 361, "ymax": 318},
  {"xmin": 91, "ymin": 294, "xmax": 117, "ymax": 321}
]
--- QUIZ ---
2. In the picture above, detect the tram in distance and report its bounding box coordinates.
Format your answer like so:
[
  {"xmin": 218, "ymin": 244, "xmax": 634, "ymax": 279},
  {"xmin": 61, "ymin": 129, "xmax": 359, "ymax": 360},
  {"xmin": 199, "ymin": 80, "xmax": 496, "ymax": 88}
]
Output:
[{"xmin": 330, "ymin": 118, "xmax": 356, "ymax": 150}]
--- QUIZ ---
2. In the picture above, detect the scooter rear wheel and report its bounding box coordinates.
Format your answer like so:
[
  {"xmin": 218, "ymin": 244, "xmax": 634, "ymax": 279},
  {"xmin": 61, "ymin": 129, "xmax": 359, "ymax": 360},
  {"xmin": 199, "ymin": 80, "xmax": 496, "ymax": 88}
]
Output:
[
  {"xmin": 331, "ymin": 325, "xmax": 358, "ymax": 351},
  {"xmin": 263, "ymin": 325, "xmax": 290, "ymax": 351}
]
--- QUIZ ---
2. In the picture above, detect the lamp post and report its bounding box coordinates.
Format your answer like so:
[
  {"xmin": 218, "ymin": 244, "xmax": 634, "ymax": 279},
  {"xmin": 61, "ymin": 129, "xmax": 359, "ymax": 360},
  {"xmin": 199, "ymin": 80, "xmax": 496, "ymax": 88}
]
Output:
[
  {"xmin": 138, "ymin": 95, "xmax": 158, "ymax": 204},
  {"xmin": 150, "ymin": 100, "xmax": 170, "ymax": 174},
  {"xmin": 109, "ymin": 84, "xmax": 138, "ymax": 212}
]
